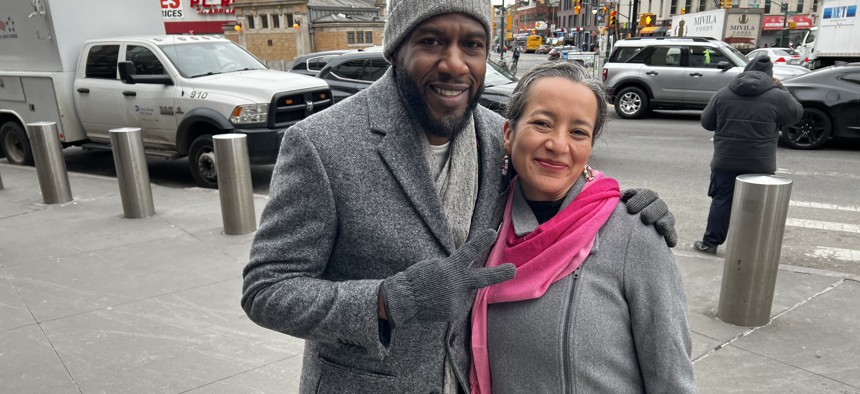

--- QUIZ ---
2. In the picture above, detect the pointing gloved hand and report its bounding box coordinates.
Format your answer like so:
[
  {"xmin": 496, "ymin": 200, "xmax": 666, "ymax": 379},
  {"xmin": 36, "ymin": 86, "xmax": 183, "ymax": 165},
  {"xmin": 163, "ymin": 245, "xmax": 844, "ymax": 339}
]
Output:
[
  {"xmin": 382, "ymin": 229, "xmax": 516, "ymax": 326},
  {"xmin": 621, "ymin": 188, "xmax": 678, "ymax": 248}
]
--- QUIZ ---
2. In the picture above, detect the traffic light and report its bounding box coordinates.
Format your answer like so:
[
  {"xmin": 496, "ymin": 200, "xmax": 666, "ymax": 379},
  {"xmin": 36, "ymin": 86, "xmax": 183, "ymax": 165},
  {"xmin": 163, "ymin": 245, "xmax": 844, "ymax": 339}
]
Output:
[
  {"xmin": 575, "ymin": 5, "xmax": 581, "ymax": 15},
  {"xmin": 680, "ymin": 7, "xmax": 686, "ymax": 14},
  {"xmin": 726, "ymin": 0, "xmax": 732, "ymax": 7},
  {"xmin": 602, "ymin": 5, "xmax": 607, "ymax": 13},
  {"xmin": 609, "ymin": 10, "xmax": 617, "ymax": 27},
  {"xmin": 720, "ymin": 0, "xmax": 725, "ymax": 7},
  {"xmin": 640, "ymin": 13, "xmax": 655, "ymax": 27}
]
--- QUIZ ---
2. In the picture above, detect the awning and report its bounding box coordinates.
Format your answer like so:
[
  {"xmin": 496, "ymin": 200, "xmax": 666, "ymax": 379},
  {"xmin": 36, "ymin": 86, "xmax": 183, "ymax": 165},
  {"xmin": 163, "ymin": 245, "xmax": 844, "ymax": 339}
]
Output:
[
  {"xmin": 639, "ymin": 25, "xmax": 669, "ymax": 35},
  {"xmin": 762, "ymin": 15, "xmax": 814, "ymax": 30}
]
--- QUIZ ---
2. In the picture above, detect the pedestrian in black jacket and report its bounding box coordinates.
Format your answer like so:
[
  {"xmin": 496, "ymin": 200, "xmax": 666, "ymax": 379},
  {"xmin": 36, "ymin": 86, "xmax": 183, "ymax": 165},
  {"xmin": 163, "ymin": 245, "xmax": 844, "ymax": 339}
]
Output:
[{"xmin": 694, "ymin": 55, "xmax": 803, "ymax": 254}]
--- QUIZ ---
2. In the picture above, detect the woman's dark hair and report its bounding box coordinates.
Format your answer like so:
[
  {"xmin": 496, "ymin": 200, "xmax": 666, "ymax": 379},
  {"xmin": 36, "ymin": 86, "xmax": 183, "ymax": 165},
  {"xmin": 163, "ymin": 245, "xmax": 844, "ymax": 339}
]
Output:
[{"xmin": 504, "ymin": 61, "xmax": 608, "ymax": 145}]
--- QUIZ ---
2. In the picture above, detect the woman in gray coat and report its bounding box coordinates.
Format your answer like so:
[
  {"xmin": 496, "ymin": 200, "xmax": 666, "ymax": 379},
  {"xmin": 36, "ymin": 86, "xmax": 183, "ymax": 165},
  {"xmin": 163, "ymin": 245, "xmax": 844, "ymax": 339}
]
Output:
[{"xmin": 469, "ymin": 62, "xmax": 696, "ymax": 393}]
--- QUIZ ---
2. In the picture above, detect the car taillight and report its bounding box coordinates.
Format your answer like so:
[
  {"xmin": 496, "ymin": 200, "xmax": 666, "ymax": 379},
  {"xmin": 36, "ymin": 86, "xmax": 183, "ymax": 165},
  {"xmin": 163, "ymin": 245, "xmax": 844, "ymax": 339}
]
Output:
[
  {"xmin": 775, "ymin": 57, "xmax": 786, "ymax": 63},
  {"xmin": 804, "ymin": 57, "xmax": 809, "ymax": 63},
  {"xmin": 602, "ymin": 68, "xmax": 608, "ymax": 81}
]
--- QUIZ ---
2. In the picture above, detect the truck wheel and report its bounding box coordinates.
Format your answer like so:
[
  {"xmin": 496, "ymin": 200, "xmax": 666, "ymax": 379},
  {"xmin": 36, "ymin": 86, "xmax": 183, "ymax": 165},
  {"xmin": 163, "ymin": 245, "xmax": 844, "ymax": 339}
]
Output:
[
  {"xmin": 780, "ymin": 107, "xmax": 831, "ymax": 150},
  {"xmin": 614, "ymin": 87, "xmax": 650, "ymax": 119},
  {"xmin": 189, "ymin": 135, "xmax": 218, "ymax": 188},
  {"xmin": 0, "ymin": 122, "xmax": 35, "ymax": 166}
]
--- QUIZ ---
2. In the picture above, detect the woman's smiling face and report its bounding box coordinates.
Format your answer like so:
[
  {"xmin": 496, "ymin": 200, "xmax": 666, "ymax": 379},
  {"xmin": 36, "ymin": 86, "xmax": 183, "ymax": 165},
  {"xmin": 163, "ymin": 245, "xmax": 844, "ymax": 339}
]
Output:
[{"xmin": 504, "ymin": 77, "xmax": 597, "ymax": 201}]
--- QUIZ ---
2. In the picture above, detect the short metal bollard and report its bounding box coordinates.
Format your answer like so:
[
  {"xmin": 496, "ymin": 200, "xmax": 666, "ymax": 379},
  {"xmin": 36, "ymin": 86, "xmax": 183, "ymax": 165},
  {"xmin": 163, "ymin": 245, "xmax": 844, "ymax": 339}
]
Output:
[
  {"xmin": 213, "ymin": 134, "xmax": 256, "ymax": 235},
  {"xmin": 26, "ymin": 122, "xmax": 73, "ymax": 204},
  {"xmin": 109, "ymin": 127, "xmax": 155, "ymax": 218},
  {"xmin": 0, "ymin": 170, "xmax": 4, "ymax": 190},
  {"xmin": 718, "ymin": 174, "xmax": 793, "ymax": 326}
]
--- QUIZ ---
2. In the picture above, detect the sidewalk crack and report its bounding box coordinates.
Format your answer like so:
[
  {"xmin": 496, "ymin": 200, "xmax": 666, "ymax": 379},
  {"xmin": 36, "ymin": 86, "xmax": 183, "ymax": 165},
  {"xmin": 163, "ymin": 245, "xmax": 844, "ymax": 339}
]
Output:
[{"xmin": 692, "ymin": 278, "xmax": 846, "ymax": 365}]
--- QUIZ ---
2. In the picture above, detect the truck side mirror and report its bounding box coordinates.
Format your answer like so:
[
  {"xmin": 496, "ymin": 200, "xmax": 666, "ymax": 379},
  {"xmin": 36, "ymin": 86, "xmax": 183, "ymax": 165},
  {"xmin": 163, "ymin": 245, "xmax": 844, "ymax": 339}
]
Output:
[
  {"xmin": 717, "ymin": 61, "xmax": 733, "ymax": 71},
  {"xmin": 118, "ymin": 60, "xmax": 174, "ymax": 86},
  {"xmin": 118, "ymin": 61, "xmax": 137, "ymax": 84}
]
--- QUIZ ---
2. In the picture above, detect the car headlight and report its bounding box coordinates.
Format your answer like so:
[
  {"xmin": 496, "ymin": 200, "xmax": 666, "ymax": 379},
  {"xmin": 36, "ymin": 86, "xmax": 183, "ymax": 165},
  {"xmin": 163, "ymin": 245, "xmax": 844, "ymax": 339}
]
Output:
[{"xmin": 230, "ymin": 104, "xmax": 268, "ymax": 125}]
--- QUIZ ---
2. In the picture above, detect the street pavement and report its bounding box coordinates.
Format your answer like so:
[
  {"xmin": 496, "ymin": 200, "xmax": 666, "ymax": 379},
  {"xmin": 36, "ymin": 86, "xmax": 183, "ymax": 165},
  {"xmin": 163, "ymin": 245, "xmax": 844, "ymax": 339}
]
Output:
[{"xmin": 1, "ymin": 163, "xmax": 859, "ymax": 393}]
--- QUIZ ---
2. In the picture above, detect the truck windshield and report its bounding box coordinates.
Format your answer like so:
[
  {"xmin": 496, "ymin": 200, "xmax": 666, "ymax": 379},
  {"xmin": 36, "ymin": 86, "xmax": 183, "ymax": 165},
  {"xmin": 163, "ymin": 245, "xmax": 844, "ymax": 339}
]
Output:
[{"xmin": 159, "ymin": 41, "xmax": 267, "ymax": 78}]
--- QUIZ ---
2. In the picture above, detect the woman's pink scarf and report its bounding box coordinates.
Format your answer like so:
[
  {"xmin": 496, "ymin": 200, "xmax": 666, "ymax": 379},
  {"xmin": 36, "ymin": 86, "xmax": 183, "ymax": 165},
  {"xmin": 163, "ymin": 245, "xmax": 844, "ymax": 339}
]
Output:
[{"xmin": 469, "ymin": 173, "xmax": 620, "ymax": 394}]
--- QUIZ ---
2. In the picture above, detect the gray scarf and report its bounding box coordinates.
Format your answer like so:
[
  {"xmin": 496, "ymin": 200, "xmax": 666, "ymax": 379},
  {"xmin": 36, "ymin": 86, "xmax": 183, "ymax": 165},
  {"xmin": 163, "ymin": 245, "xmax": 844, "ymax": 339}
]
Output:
[{"xmin": 421, "ymin": 116, "xmax": 479, "ymax": 248}]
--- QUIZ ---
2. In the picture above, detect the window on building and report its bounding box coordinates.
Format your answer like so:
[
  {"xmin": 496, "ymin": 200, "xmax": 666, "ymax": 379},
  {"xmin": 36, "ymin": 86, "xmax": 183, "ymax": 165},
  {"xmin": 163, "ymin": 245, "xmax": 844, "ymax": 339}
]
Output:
[
  {"xmin": 698, "ymin": 0, "xmax": 707, "ymax": 12},
  {"xmin": 286, "ymin": 14, "xmax": 294, "ymax": 28},
  {"xmin": 246, "ymin": 15, "xmax": 255, "ymax": 30},
  {"xmin": 765, "ymin": 0, "xmax": 773, "ymax": 12},
  {"xmin": 261, "ymin": 14, "xmax": 269, "ymax": 29},
  {"xmin": 796, "ymin": 0, "xmax": 804, "ymax": 13},
  {"xmin": 272, "ymin": 14, "xmax": 280, "ymax": 29},
  {"xmin": 685, "ymin": 0, "xmax": 693, "ymax": 13},
  {"xmin": 126, "ymin": 45, "xmax": 165, "ymax": 75},
  {"xmin": 365, "ymin": 31, "xmax": 373, "ymax": 44},
  {"xmin": 85, "ymin": 45, "xmax": 120, "ymax": 79},
  {"xmin": 670, "ymin": 0, "xmax": 677, "ymax": 15},
  {"xmin": 347, "ymin": 31, "xmax": 355, "ymax": 44},
  {"xmin": 357, "ymin": 31, "xmax": 365, "ymax": 44}
]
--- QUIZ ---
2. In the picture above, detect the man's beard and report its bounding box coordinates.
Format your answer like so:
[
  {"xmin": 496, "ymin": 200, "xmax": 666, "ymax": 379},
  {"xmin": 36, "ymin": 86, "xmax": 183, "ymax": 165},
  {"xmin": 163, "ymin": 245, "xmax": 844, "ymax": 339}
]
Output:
[{"xmin": 394, "ymin": 63, "xmax": 483, "ymax": 141}]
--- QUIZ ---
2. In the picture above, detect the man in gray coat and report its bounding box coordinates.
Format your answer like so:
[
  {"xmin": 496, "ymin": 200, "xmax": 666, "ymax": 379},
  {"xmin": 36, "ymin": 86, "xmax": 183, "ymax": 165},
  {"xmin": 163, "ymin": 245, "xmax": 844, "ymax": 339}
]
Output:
[
  {"xmin": 694, "ymin": 55, "xmax": 803, "ymax": 254},
  {"xmin": 241, "ymin": 0, "xmax": 676, "ymax": 392}
]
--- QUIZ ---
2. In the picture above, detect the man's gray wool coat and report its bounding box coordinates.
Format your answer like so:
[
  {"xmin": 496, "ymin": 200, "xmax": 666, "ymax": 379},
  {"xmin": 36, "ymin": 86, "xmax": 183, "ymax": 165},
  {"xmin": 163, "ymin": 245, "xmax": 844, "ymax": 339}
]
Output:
[{"xmin": 242, "ymin": 69, "xmax": 507, "ymax": 393}]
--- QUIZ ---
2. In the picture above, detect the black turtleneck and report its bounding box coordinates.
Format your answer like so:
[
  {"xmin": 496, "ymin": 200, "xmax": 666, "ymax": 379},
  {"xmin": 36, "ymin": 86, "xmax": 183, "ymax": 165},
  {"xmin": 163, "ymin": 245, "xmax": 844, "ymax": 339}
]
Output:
[{"xmin": 526, "ymin": 198, "xmax": 565, "ymax": 224}]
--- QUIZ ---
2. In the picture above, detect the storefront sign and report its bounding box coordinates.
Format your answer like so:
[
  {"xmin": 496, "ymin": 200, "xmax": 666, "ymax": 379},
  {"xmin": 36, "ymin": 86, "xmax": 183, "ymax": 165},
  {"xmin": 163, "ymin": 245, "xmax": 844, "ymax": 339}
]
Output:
[{"xmin": 762, "ymin": 15, "xmax": 814, "ymax": 30}]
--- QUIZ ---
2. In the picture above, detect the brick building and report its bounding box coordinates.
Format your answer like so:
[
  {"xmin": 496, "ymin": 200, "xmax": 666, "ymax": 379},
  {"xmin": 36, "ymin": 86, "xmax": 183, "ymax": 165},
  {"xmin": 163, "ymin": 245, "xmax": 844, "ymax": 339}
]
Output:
[{"xmin": 225, "ymin": 0, "xmax": 385, "ymax": 70}]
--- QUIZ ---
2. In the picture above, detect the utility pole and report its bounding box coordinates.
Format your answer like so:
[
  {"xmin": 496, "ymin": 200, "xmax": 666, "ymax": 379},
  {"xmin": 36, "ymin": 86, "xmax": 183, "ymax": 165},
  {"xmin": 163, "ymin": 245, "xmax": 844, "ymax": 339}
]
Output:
[
  {"xmin": 781, "ymin": 0, "xmax": 789, "ymax": 47},
  {"xmin": 630, "ymin": 0, "xmax": 639, "ymax": 37}
]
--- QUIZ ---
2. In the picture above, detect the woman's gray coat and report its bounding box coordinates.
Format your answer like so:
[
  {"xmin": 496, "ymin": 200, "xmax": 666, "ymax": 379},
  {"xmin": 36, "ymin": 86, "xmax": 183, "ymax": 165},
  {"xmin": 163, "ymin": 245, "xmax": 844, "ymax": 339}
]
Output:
[
  {"xmin": 487, "ymin": 184, "xmax": 695, "ymax": 393},
  {"xmin": 241, "ymin": 69, "xmax": 506, "ymax": 393}
]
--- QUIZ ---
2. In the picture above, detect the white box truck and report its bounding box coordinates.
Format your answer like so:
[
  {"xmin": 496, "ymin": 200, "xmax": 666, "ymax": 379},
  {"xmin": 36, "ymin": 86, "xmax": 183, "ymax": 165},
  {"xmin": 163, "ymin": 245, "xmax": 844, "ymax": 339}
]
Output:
[
  {"xmin": 671, "ymin": 8, "xmax": 764, "ymax": 53},
  {"xmin": 797, "ymin": 0, "xmax": 860, "ymax": 69},
  {"xmin": 0, "ymin": 0, "xmax": 332, "ymax": 187}
]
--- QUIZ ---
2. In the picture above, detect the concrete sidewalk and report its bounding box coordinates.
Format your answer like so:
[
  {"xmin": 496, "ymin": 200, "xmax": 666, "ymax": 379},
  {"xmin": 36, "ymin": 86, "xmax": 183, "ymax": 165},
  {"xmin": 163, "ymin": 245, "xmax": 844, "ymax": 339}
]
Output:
[{"xmin": 1, "ymin": 163, "xmax": 858, "ymax": 393}]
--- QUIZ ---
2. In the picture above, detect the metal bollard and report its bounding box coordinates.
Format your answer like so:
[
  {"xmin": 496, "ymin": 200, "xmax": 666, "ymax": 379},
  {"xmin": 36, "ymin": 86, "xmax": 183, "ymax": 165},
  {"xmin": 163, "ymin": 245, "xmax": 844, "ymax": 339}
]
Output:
[
  {"xmin": 0, "ymin": 170, "xmax": 4, "ymax": 190},
  {"xmin": 213, "ymin": 134, "xmax": 256, "ymax": 235},
  {"xmin": 26, "ymin": 122, "xmax": 73, "ymax": 204},
  {"xmin": 109, "ymin": 128, "xmax": 155, "ymax": 218},
  {"xmin": 718, "ymin": 174, "xmax": 793, "ymax": 326}
]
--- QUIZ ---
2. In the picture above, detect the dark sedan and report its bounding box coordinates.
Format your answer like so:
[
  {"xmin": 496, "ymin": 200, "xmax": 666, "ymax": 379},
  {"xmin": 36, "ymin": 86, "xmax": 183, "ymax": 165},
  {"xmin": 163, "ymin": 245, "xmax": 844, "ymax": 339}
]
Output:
[
  {"xmin": 315, "ymin": 51, "xmax": 518, "ymax": 114},
  {"xmin": 780, "ymin": 62, "xmax": 860, "ymax": 149}
]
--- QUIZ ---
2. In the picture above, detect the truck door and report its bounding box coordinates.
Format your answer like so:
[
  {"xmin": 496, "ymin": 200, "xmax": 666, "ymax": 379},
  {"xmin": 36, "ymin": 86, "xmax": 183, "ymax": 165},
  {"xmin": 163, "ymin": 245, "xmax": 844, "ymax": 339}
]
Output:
[
  {"xmin": 121, "ymin": 44, "xmax": 179, "ymax": 150},
  {"xmin": 73, "ymin": 44, "xmax": 127, "ymax": 143},
  {"xmin": 684, "ymin": 46, "xmax": 739, "ymax": 106},
  {"xmin": 643, "ymin": 46, "xmax": 687, "ymax": 103}
]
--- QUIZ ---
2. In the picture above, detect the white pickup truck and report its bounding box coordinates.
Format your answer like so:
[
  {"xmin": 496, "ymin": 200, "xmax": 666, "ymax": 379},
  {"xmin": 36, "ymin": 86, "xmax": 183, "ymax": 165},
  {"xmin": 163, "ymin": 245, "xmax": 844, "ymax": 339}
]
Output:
[{"xmin": 0, "ymin": 0, "xmax": 331, "ymax": 187}]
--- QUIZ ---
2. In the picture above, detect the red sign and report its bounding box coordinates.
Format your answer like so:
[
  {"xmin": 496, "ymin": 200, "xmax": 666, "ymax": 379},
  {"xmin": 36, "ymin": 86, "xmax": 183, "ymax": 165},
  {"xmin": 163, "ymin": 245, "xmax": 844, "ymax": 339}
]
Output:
[{"xmin": 762, "ymin": 15, "xmax": 814, "ymax": 30}]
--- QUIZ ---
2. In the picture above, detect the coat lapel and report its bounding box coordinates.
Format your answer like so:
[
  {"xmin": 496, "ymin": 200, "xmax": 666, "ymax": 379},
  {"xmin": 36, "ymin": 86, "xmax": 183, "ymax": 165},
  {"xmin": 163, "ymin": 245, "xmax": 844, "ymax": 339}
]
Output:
[
  {"xmin": 469, "ymin": 107, "xmax": 506, "ymax": 238},
  {"xmin": 368, "ymin": 71, "xmax": 456, "ymax": 254}
]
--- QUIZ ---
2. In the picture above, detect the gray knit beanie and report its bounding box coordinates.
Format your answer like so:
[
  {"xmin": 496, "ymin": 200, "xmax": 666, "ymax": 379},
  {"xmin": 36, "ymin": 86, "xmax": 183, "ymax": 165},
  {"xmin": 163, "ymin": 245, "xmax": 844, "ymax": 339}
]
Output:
[
  {"xmin": 383, "ymin": 0, "xmax": 492, "ymax": 62},
  {"xmin": 744, "ymin": 55, "xmax": 773, "ymax": 77}
]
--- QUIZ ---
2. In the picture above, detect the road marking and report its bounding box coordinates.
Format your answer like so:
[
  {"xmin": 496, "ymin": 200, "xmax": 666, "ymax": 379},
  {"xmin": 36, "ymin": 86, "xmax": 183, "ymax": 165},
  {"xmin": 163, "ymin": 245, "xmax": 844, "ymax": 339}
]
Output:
[
  {"xmin": 790, "ymin": 200, "xmax": 860, "ymax": 212},
  {"xmin": 777, "ymin": 168, "xmax": 860, "ymax": 180},
  {"xmin": 786, "ymin": 218, "xmax": 860, "ymax": 234},
  {"xmin": 806, "ymin": 247, "xmax": 860, "ymax": 262}
]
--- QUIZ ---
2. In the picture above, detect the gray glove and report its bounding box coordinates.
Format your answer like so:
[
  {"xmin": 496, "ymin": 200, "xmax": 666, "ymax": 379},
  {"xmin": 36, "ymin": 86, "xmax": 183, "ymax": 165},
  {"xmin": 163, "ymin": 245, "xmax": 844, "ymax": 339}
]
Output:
[
  {"xmin": 382, "ymin": 229, "xmax": 516, "ymax": 326},
  {"xmin": 621, "ymin": 188, "xmax": 678, "ymax": 248}
]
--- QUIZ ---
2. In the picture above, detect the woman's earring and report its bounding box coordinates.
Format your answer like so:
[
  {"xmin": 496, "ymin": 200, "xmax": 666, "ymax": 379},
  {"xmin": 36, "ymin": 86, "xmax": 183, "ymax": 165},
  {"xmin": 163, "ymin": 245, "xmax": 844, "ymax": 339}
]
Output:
[
  {"xmin": 502, "ymin": 155, "xmax": 510, "ymax": 176},
  {"xmin": 583, "ymin": 164, "xmax": 595, "ymax": 181}
]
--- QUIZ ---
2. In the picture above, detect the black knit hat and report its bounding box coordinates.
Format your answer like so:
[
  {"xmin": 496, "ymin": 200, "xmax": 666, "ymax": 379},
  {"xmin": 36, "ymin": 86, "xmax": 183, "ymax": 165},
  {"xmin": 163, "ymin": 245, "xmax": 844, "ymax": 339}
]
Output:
[{"xmin": 744, "ymin": 55, "xmax": 773, "ymax": 77}]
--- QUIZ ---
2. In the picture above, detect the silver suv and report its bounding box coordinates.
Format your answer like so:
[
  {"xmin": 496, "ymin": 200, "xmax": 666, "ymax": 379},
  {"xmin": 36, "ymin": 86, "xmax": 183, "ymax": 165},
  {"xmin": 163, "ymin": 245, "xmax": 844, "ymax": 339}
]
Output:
[{"xmin": 602, "ymin": 37, "xmax": 806, "ymax": 119}]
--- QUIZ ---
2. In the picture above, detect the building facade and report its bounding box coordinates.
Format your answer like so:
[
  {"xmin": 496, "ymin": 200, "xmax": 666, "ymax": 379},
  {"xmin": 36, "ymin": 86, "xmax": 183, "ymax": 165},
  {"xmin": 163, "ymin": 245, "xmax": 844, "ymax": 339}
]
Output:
[{"xmin": 224, "ymin": 0, "xmax": 385, "ymax": 69}]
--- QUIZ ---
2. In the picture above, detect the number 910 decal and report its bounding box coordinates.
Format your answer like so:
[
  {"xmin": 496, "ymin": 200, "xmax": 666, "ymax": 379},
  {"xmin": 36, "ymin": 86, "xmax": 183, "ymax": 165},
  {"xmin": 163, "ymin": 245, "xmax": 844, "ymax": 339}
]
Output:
[{"xmin": 189, "ymin": 91, "xmax": 209, "ymax": 99}]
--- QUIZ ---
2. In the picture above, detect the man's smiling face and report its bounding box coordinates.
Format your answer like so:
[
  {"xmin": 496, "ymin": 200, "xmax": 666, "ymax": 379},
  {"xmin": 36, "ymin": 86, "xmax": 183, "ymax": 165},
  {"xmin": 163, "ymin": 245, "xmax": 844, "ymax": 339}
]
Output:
[{"xmin": 392, "ymin": 13, "xmax": 488, "ymax": 142}]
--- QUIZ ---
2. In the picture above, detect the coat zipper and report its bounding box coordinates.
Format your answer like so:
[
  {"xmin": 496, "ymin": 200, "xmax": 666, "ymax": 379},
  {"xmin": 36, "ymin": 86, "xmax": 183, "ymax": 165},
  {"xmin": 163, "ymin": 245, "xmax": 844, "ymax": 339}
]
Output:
[{"xmin": 562, "ymin": 268, "xmax": 580, "ymax": 394}]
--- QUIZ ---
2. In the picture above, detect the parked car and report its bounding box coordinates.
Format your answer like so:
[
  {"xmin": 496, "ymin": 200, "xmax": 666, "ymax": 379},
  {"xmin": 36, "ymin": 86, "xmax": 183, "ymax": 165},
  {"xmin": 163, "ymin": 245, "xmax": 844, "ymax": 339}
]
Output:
[
  {"xmin": 779, "ymin": 62, "xmax": 860, "ymax": 149},
  {"xmin": 537, "ymin": 44, "xmax": 553, "ymax": 54},
  {"xmin": 288, "ymin": 50, "xmax": 355, "ymax": 76},
  {"xmin": 602, "ymin": 37, "xmax": 811, "ymax": 119},
  {"xmin": 315, "ymin": 51, "xmax": 518, "ymax": 114},
  {"xmin": 746, "ymin": 47, "xmax": 808, "ymax": 67},
  {"xmin": 548, "ymin": 45, "xmax": 581, "ymax": 61}
]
